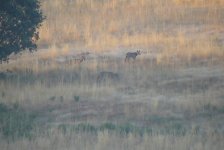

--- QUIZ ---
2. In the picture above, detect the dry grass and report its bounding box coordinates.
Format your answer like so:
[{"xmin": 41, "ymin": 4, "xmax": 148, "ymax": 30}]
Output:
[
  {"xmin": 0, "ymin": 0, "xmax": 224, "ymax": 149},
  {"xmin": 0, "ymin": 58, "xmax": 224, "ymax": 119},
  {"xmin": 173, "ymin": 0, "xmax": 224, "ymax": 6},
  {"xmin": 0, "ymin": 129, "xmax": 224, "ymax": 150},
  {"xmin": 1, "ymin": 56, "xmax": 224, "ymax": 150},
  {"xmin": 37, "ymin": 0, "xmax": 224, "ymax": 60}
]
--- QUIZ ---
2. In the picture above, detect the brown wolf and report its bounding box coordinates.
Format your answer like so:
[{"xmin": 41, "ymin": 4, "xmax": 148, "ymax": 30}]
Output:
[{"xmin": 125, "ymin": 50, "xmax": 141, "ymax": 62}]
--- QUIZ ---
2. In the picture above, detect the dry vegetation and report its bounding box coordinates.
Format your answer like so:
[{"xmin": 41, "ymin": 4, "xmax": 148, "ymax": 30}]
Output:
[
  {"xmin": 1, "ymin": 131, "xmax": 224, "ymax": 150},
  {"xmin": 0, "ymin": 0, "xmax": 224, "ymax": 149},
  {"xmin": 38, "ymin": 0, "xmax": 224, "ymax": 60}
]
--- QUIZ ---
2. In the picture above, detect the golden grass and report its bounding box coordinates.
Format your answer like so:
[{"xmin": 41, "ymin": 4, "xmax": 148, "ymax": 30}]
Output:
[
  {"xmin": 1, "ymin": 0, "xmax": 224, "ymax": 148},
  {"xmin": 37, "ymin": 0, "xmax": 224, "ymax": 59},
  {"xmin": 1, "ymin": 45, "xmax": 224, "ymax": 150},
  {"xmin": 173, "ymin": 0, "xmax": 224, "ymax": 6}
]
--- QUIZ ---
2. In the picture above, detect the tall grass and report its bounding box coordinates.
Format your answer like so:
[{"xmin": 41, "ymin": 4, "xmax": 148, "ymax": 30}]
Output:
[
  {"xmin": 37, "ymin": 0, "xmax": 224, "ymax": 60},
  {"xmin": 0, "ymin": 128, "xmax": 223, "ymax": 150},
  {"xmin": 0, "ymin": 0, "xmax": 224, "ymax": 149}
]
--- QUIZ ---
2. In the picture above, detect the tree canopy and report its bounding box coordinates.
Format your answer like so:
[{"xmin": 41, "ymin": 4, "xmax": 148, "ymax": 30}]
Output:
[{"xmin": 0, "ymin": 0, "xmax": 44, "ymax": 61}]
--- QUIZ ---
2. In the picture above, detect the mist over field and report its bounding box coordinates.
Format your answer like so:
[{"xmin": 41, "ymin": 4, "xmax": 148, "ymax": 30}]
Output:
[{"xmin": 0, "ymin": 0, "xmax": 224, "ymax": 149}]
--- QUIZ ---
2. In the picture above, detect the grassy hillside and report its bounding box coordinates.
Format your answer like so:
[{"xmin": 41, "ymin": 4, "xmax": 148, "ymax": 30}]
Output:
[{"xmin": 0, "ymin": 0, "xmax": 224, "ymax": 149}]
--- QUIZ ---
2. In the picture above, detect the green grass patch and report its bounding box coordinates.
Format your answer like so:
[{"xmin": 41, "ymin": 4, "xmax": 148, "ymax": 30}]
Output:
[
  {"xmin": 55, "ymin": 122, "xmax": 188, "ymax": 136},
  {"xmin": 0, "ymin": 103, "xmax": 37, "ymax": 139}
]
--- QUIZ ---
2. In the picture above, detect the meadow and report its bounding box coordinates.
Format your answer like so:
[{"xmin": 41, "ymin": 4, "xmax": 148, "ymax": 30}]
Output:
[{"xmin": 0, "ymin": 0, "xmax": 224, "ymax": 149}]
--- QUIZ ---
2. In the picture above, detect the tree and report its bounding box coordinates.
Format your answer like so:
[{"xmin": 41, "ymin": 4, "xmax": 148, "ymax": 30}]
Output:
[{"xmin": 0, "ymin": 0, "xmax": 44, "ymax": 62}]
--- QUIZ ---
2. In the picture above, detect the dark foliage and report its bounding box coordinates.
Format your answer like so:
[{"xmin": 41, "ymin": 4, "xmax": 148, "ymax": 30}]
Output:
[
  {"xmin": 0, "ymin": 0, "xmax": 44, "ymax": 61},
  {"xmin": 0, "ymin": 103, "xmax": 37, "ymax": 139}
]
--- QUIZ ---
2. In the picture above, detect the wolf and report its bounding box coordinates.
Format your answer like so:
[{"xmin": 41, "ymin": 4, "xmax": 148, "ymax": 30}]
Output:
[{"xmin": 125, "ymin": 50, "xmax": 141, "ymax": 62}]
